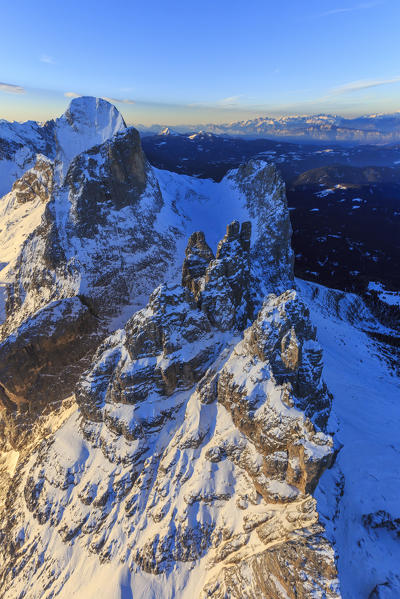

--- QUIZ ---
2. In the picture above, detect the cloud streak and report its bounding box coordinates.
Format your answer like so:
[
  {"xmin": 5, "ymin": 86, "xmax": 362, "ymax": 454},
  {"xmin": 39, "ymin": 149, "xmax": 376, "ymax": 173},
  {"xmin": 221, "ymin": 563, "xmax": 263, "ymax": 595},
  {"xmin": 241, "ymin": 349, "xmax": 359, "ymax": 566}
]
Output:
[
  {"xmin": 64, "ymin": 92, "xmax": 135, "ymax": 105},
  {"xmin": 187, "ymin": 96, "xmax": 246, "ymax": 109},
  {"xmin": 319, "ymin": 1, "xmax": 383, "ymax": 17},
  {"xmin": 329, "ymin": 76, "xmax": 400, "ymax": 95},
  {"xmin": 217, "ymin": 95, "xmax": 243, "ymax": 107},
  {"xmin": 102, "ymin": 96, "xmax": 135, "ymax": 105},
  {"xmin": 40, "ymin": 54, "xmax": 55, "ymax": 64},
  {"xmin": 0, "ymin": 82, "xmax": 25, "ymax": 95}
]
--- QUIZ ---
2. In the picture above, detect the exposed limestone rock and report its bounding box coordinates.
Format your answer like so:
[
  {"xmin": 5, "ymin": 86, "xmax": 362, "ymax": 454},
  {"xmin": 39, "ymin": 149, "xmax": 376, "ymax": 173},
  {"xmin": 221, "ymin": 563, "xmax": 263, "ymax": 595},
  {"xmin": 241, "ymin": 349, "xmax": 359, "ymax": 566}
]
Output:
[
  {"xmin": 182, "ymin": 231, "xmax": 214, "ymax": 298},
  {"xmin": 226, "ymin": 159, "xmax": 294, "ymax": 297},
  {"xmin": 0, "ymin": 121, "xmax": 293, "ymax": 459},
  {"xmin": 11, "ymin": 155, "xmax": 54, "ymax": 204},
  {"xmin": 200, "ymin": 220, "xmax": 252, "ymax": 331},
  {"xmin": 247, "ymin": 290, "xmax": 331, "ymax": 426},
  {"xmin": 0, "ymin": 297, "xmax": 98, "ymax": 451},
  {"xmin": 0, "ymin": 224, "xmax": 339, "ymax": 598},
  {"xmin": 202, "ymin": 524, "xmax": 340, "ymax": 599},
  {"xmin": 66, "ymin": 127, "xmax": 150, "ymax": 237},
  {"xmin": 0, "ymin": 126, "xmax": 178, "ymax": 452},
  {"xmin": 0, "ymin": 98, "xmax": 332, "ymax": 598},
  {"xmin": 77, "ymin": 283, "xmax": 218, "ymax": 427},
  {"xmin": 215, "ymin": 289, "xmax": 333, "ymax": 501},
  {"xmin": 182, "ymin": 221, "xmax": 253, "ymax": 332}
]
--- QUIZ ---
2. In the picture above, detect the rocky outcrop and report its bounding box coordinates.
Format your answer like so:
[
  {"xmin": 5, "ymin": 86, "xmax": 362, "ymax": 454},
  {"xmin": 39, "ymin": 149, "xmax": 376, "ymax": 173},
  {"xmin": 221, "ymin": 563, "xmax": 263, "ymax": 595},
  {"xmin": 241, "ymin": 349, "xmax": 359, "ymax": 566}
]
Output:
[
  {"xmin": 200, "ymin": 220, "xmax": 252, "ymax": 331},
  {"xmin": 203, "ymin": 523, "xmax": 339, "ymax": 599},
  {"xmin": 0, "ymin": 297, "xmax": 98, "ymax": 450},
  {"xmin": 10, "ymin": 154, "xmax": 54, "ymax": 204},
  {"xmin": 66, "ymin": 127, "xmax": 149, "ymax": 238},
  {"xmin": 183, "ymin": 220, "xmax": 252, "ymax": 331},
  {"xmin": 182, "ymin": 231, "xmax": 214, "ymax": 298},
  {"xmin": 247, "ymin": 289, "xmax": 331, "ymax": 427},
  {"xmin": 0, "ymin": 124, "xmax": 178, "ymax": 451},
  {"xmin": 0, "ymin": 224, "xmax": 339, "ymax": 598},
  {"xmin": 0, "ymin": 96, "xmax": 126, "ymax": 199},
  {"xmin": 0, "ymin": 97, "xmax": 313, "ymax": 598},
  {"xmin": 216, "ymin": 288, "xmax": 333, "ymax": 502},
  {"xmin": 0, "ymin": 96, "xmax": 293, "ymax": 457},
  {"xmin": 225, "ymin": 160, "xmax": 294, "ymax": 297},
  {"xmin": 1, "ymin": 126, "xmax": 166, "ymax": 334}
]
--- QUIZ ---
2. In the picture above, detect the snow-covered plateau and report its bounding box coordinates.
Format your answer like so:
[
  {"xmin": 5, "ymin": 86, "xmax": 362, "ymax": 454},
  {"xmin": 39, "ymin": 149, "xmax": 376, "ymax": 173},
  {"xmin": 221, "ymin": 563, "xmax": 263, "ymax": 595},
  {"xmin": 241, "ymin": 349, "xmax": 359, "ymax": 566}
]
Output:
[{"xmin": 0, "ymin": 97, "xmax": 399, "ymax": 598}]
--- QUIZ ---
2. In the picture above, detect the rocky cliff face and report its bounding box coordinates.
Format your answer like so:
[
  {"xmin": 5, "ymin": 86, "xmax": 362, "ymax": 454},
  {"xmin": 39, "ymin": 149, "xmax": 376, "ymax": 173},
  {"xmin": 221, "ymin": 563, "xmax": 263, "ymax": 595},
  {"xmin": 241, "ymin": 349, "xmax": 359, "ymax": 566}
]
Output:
[
  {"xmin": 0, "ymin": 297, "xmax": 97, "ymax": 451},
  {"xmin": 0, "ymin": 124, "xmax": 176, "ymax": 450},
  {"xmin": 0, "ymin": 98, "xmax": 341, "ymax": 598},
  {"xmin": 0, "ymin": 119, "xmax": 55, "ymax": 198},
  {"xmin": 0, "ymin": 221, "xmax": 339, "ymax": 598},
  {"xmin": 0, "ymin": 98, "xmax": 293, "ymax": 454},
  {"xmin": 0, "ymin": 127, "xmax": 167, "ymax": 334},
  {"xmin": 0, "ymin": 97, "xmax": 126, "ymax": 199},
  {"xmin": 2, "ymin": 96, "xmax": 400, "ymax": 599}
]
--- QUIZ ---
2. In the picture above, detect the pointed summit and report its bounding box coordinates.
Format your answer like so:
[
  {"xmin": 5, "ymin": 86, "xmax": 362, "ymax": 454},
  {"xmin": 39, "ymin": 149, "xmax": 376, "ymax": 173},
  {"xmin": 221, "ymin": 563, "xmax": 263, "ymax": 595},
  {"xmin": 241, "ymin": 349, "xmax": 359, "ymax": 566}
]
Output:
[
  {"xmin": 161, "ymin": 126, "xmax": 180, "ymax": 136},
  {"xmin": 55, "ymin": 96, "xmax": 127, "ymax": 178},
  {"xmin": 63, "ymin": 96, "xmax": 126, "ymax": 131}
]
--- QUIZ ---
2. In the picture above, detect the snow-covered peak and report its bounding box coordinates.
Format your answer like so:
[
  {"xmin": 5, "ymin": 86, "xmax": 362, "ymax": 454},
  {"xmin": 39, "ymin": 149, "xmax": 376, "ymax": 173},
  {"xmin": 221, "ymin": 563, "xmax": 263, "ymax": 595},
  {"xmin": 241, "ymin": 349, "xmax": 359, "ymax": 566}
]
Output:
[
  {"xmin": 62, "ymin": 96, "xmax": 126, "ymax": 132},
  {"xmin": 0, "ymin": 228, "xmax": 338, "ymax": 598},
  {"xmin": 54, "ymin": 96, "xmax": 127, "ymax": 179},
  {"xmin": 188, "ymin": 130, "xmax": 216, "ymax": 140},
  {"xmin": 0, "ymin": 97, "xmax": 127, "ymax": 198},
  {"xmin": 158, "ymin": 126, "xmax": 180, "ymax": 136}
]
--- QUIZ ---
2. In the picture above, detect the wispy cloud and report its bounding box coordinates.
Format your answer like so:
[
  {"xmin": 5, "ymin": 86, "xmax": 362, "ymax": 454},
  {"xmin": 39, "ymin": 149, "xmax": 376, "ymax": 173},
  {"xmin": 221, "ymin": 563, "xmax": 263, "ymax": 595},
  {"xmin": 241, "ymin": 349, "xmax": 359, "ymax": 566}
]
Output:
[
  {"xmin": 0, "ymin": 82, "xmax": 25, "ymax": 95},
  {"xmin": 188, "ymin": 96, "xmax": 246, "ymax": 109},
  {"xmin": 102, "ymin": 96, "xmax": 135, "ymax": 105},
  {"xmin": 64, "ymin": 92, "xmax": 135, "ymax": 105},
  {"xmin": 217, "ymin": 95, "xmax": 243, "ymax": 107},
  {"xmin": 319, "ymin": 1, "xmax": 383, "ymax": 17},
  {"xmin": 329, "ymin": 76, "xmax": 400, "ymax": 95},
  {"xmin": 40, "ymin": 54, "xmax": 55, "ymax": 64}
]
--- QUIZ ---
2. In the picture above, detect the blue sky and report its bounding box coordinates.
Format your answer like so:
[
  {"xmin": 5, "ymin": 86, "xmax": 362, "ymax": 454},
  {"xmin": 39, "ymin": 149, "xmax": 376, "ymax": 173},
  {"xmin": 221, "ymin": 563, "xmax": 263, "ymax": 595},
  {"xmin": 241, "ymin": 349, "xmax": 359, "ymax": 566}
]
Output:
[{"xmin": 1, "ymin": 0, "xmax": 400, "ymax": 124}]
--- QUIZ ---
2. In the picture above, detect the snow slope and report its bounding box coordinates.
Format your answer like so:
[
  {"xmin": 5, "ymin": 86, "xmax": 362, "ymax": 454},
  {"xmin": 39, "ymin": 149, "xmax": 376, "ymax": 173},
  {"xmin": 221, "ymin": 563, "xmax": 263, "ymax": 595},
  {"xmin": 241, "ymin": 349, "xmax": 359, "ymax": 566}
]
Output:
[
  {"xmin": 368, "ymin": 282, "xmax": 400, "ymax": 308},
  {"xmin": 298, "ymin": 280, "xmax": 400, "ymax": 598},
  {"xmin": 0, "ymin": 155, "xmax": 52, "ymax": 321}
]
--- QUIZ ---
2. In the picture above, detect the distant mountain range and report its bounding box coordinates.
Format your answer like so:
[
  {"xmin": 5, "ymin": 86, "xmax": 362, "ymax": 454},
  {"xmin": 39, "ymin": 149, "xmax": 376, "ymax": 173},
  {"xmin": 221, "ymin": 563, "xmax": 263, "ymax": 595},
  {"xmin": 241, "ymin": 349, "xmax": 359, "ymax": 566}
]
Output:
[{"xmin": 138, "ymin": 113, "xmax": 400, "ymax": 144}]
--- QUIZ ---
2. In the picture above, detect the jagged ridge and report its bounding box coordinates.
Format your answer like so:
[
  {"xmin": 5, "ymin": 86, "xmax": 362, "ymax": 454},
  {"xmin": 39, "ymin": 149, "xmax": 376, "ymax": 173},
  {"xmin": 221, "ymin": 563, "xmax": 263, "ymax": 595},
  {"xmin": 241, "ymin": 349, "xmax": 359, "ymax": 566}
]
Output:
[{"xmin": 0, "ymin": 224, "xmax": 338, "ymax": 598}]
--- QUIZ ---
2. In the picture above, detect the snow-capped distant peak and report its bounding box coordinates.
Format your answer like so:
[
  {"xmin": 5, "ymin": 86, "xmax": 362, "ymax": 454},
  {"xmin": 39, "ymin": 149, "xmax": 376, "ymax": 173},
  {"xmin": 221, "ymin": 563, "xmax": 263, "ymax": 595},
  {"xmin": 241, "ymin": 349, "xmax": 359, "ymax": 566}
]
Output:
[
  {"xmin": 187, "ymin": 130, "xmax": 215, "ymax": 140},
  {"xmin": 158, "ymin": 126, "xmax": 180, "ymax": 136},
  {"xmin": 55, "ymin": 96, "xmax": 127, "ymax": 179}
]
